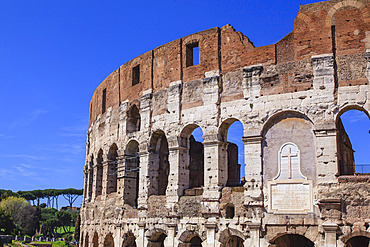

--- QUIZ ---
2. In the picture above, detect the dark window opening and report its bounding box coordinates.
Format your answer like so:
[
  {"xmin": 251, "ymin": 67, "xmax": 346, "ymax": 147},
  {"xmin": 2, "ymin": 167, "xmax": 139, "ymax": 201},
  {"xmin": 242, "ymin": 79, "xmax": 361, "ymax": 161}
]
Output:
[
  {"xmin": 132, "ymin": 65, "xmax": 140, "ymax": 86},
  {"xmin": 186, "ymin": 42, "xmax": 199, "ymax": 67},
  {"xmin": 225, "ymin": 204, "xmax": 235, "ymax": 219},
  {"xmin": 102, "ymin": 89, "xmax": 106, "ymax": 114}
]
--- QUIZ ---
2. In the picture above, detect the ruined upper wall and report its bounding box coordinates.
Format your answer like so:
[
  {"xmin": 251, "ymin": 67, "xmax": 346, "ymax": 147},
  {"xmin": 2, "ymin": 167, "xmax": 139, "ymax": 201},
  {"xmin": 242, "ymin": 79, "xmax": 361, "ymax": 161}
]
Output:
[{"xmin": 89, "ymin": 0, "xmax": 370, "ymax": 126}]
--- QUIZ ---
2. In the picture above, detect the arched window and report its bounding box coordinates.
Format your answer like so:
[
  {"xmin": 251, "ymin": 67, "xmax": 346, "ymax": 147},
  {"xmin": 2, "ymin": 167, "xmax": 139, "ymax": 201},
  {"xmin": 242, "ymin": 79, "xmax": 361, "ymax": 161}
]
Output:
[
  {"xmin": 337, "ymin": 108, "xmax": 370, "ymax": 175},
  {"xmin": 104, "ymin": 233, "xmax": 114, "ymax": 247},
  {"xmin": 272, "ymin": 234, "xmax": 314, "ymax": 247},
  {"xmin": 345, "ymin": 236, "xmax": 370, "ymax": 247},
  {"xmin": 148, "ymin": 232, "xmax": 166, "ymax": 247},
  {"xmin": 92, "ymin": 232, "xmax": 98, "ymax": 247},
  {"xmin": 219, "ymin": 118, "xmax": 245, "ymax": 187},
  {"xmin": 180, "ymin": 125, "xmax": 204, "ymax": 192},
  {"xmin": 107, "ymin": 144, "xmax": 118, "ymax": 194},
  {"xmin": 126, "ymin": 105, "xmax": 141, "ymax": 133},
  {"xmin": 88, "ymin": 155, "xmax": 94, "ymax": 200},
  {"xmin": 148, "ymin": 130, "xmax": 169, "ymax": 196},
  {"xmin": 96, "ymin": 150, "xmax": 103, "ymax": 197},
  {"xmin": 122, "ymin": 232, "xmax": 136, "ymax": 247},
  {"xmin": 226, "ymin": 235, "xmax": 244, "ymax": 247},
  {"xmin": 124, "ymin": 141, "xmax": 140, "ymax": 207}
]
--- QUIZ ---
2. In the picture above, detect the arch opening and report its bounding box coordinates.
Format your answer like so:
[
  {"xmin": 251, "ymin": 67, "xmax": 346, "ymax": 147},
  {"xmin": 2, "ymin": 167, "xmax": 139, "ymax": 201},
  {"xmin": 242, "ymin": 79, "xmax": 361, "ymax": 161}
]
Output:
[
  {"xmin": 271, "ymin": 234, "xmax": 314, "ymax": 247},
  {"xmin": 124, "ymin": 140, "xmax": 140, "ymax": 207},
  {"xmin": 126, "ymin": 105, "xmax": 141, "ymax": 134},
  {"xmin": 345, "ymin": 236, "xmax": 370, "ymax": 247},
  {"xmin": 96, "ymin": 150, "xmax": 104, "ymax": 197},
  {"xmin": 148, "ymin": 130, "xmax": 169, "ymax": 196},
  {"xmin": 225, "ymin": 235, "xmax": 244, "ymax": 247},
  {"xmin": 219, "ymin": 119, "xmax": 245, "ymax": 187},
  {"xmin": 337, "ymin": 108, "xmax": 370, "ymax": 175},
  {"xmin": 180, "ymin": 125, "xmax": 204, "ymax": 193},
  {"xmin": 84, "ymin": 232, "xmax": 89, "ymax": 247},
  {"xmin": 87, "ymin": 155, "xmax": 94, "ymax": 200},
  {"xmin": 92, "ymin": 232, "xmax": 99, "ymax": 247},
  {"xmin": 148, "ymin": 232, "xmax": 167, "ymax": 247},
  {"xmin": 107, "ymin": 144, "xmax": 118, "ymax": 194},
  {"xmin": 104, "ymin": 233, "xmax": 114, "ymax": 247},
  {"xmin": 122, "ymin": 232, "xmax": 136, "ymax": 247}
]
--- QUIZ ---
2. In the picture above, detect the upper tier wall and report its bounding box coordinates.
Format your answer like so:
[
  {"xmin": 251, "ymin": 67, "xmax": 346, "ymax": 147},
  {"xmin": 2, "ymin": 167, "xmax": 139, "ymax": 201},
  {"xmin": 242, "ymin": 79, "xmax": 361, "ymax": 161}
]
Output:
[{"xmin": 89, "ymin": 0, "xmax": 370, "ymax": 127}]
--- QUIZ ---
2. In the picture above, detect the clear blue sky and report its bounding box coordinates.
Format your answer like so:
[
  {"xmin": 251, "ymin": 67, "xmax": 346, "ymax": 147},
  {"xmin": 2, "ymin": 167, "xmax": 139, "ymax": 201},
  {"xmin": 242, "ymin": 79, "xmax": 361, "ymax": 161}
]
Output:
[{"xmin": 0, "ymin": 0, "xmax": 368, "ymax": 207}]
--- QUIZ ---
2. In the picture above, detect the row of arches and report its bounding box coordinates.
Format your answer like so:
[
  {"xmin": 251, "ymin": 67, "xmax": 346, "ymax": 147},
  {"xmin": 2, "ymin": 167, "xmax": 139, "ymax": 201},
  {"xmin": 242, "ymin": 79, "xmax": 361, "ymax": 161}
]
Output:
[
  {"xmin": 81, "ymin": 230, "xmax": 370, "ymax": 246},
  {"xmin": 84, "ymin": 106, "xmax": 370, "ymax": 204}
]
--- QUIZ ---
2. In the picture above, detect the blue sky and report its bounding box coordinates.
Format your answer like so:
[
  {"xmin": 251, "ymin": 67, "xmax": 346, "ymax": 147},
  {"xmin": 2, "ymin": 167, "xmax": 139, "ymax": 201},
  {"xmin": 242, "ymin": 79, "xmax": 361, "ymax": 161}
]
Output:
[{"xmin": 0, "ymin": 0, "xmax": 369, "ymax": 207}]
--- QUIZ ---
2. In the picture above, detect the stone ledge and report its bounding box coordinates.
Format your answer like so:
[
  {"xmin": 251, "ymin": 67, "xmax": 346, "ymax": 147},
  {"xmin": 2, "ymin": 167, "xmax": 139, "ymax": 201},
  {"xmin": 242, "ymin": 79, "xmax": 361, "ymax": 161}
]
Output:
[{"xmin": 338, "ymin": 175, "xmax": 370, "ymax": 183}]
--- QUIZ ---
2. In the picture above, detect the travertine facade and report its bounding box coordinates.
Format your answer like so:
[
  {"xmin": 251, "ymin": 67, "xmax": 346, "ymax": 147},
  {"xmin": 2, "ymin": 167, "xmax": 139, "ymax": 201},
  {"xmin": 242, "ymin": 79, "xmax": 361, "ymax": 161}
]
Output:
[{"xmin": 80, "ymin": 0, "xmax": 370, "ymax": 246}]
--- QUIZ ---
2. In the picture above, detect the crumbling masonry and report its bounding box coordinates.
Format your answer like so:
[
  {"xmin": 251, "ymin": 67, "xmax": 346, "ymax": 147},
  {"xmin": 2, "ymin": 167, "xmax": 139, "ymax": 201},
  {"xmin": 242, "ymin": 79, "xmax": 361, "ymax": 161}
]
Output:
[{"xmin": 80, "ymin": 0, "xmax": 370, "ymax": 246}]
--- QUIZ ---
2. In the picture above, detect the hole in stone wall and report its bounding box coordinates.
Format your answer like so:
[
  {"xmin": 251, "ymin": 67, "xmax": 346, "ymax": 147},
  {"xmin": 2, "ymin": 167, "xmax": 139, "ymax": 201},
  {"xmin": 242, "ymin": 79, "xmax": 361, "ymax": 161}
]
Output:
[{"xmin": 225, "ymin": 204, "xmax": 235, "ymax": 219}]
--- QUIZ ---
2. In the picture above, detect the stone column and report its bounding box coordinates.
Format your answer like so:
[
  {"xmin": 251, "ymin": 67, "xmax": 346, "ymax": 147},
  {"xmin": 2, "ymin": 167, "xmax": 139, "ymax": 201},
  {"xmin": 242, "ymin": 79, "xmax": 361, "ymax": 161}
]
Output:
[
  {"xmin": 247, "ymin": 223, "xmax": 260, "ymax": 247},
  {"xmin": 83, "ymin": 167, "xmax": 88, "ymax": 204},
  {"xmin": 312, "ymin": 54, "xmax": 335, "ymax": 94},
  {"xmin": 138, "ymin": 151, "xmax": 150, "ymax": 209},
  {"xmin": 314, "ymin": 123, "xmax": 338, "ymax": 183},
  {"xmin": 323, "ymin": 222, "xmax": 338, "ymax": 247},
  {"xmin": 166, "ymin": 223, "xmax": 177, "ymax": 247},
  {"xmin": 167, "ymin": 80, "xmax": 182, "ymax": 125},
  {"xmin": 137, "ymin": 223, "xmax": 146, "ymax": 247},
  {"xmin": 205, "ymin": 222, "xmax": 217, "ymax": 247},
  {"xmin": 242, "ymin": 65, "xmax": 263, "ymax": 100},
  {"xmin": 166, "ymin": 144, "xmax": 189, "ymax": 204},
  {"xmin": 243, "ymin": 135, "xmax": 263, "ymax": 205},
  {"xmin": 140, "ymin": 90, "xmax": 153, "ymax": 131},
  {"xmin": 116, "ymin": 153, "xmax": 125, "ymax": 198},
  {"xmin": 203, "ymin": 134, "xmax": 225, "ymax": 198}
]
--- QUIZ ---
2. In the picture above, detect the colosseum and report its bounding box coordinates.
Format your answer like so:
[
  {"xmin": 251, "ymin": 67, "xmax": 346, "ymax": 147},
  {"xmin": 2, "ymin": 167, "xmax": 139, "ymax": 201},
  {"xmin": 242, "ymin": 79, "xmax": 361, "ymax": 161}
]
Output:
[{"xmin": 80, "ymin": 0, "xmax": 370, "ymax": 246}]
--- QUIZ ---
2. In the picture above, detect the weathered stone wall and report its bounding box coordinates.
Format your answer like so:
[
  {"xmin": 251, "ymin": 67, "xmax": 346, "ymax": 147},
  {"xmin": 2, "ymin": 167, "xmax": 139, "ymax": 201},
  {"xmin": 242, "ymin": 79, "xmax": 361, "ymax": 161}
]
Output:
[{"xmin": 81, "ymin": 0, "xmax": 370, "ymax": 246}]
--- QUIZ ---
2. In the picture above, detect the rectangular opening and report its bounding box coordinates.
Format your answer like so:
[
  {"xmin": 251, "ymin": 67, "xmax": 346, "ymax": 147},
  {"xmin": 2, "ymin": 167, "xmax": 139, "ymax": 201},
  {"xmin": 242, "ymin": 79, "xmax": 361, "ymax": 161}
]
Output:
[
  {"xmin": 186, "ymin": 42, "xmax": 199, "ymax": 67},
  {"xmin": 132, "ymin": 65, "xmax": 140, "ymax": 86},
  {"xmin": 102, "ymin": 88, "xmax": 106, "ymax": 114}
]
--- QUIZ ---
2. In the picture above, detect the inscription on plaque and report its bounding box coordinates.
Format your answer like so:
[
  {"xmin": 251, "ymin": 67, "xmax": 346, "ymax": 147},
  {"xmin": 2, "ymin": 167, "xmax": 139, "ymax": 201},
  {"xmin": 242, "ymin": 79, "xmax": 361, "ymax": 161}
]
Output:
[{"xmin": 268, "ymin": 142, "xmax": 313, "ymax": 214}]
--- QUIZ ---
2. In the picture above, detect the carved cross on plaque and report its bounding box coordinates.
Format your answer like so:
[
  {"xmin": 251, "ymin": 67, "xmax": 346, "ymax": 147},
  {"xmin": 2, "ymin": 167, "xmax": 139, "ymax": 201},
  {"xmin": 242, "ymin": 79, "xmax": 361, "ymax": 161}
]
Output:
[
  {"xmin": 275, "ymin": 142, "xmax": 306, "ymax": 180},
  {"xmin": 281, "ymin": 147, "xmax": 298, "ymax": 179}
]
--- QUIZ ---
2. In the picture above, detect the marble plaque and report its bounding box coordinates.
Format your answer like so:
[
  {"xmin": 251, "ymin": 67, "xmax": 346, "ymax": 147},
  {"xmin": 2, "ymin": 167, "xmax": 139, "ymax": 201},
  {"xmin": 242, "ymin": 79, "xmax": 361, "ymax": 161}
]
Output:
[{"xmin": 268, "ymin": 179, "xmax": 313, "ymax": 214}]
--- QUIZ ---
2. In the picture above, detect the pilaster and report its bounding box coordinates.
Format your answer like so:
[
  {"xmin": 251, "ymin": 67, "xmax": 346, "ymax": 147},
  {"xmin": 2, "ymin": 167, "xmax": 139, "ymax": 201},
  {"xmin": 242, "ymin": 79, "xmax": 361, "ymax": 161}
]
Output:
[
  {"xmin": 242, "ymin": 65, "xmax": 263, "ymax": 99},
  {"xmin": 323, "ymin": 222, "xmax": 338, "ymax": 247},
  {"xmin": 312, "ymin": 54, "xmax": 335, "ymax": 94},
  {"xmin": 140, "ymin": 90, "xmax": 153, "ymax": 131}
]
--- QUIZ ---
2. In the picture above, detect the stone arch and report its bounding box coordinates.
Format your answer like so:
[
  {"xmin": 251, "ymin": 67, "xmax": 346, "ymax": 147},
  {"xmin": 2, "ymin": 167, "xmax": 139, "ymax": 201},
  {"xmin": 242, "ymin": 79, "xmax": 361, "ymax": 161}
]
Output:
[
  {"xmin": 218, "ymin": 118, "xmax": 244, "ymax": 186},
  {"xmin": 294, "ymin": 12, "xmax": 314, "ymax": 32},
  {"xmin": 83, "ymin": 232, "xmax": 89, "ymax": 247},
  {"xmin": 95, "ymin": 149, "xmax": 104, "ymax": 197},
  {"xmin": 127, "ymin": 104, "xmax": 141, "ymax": 133},
  {"xmin": 341, "ymin": 230, "xmax": 370, "ymax": 247},
  {"xmin": 180, "ymin": 124, "xmax": 204, "ymax": 191},
  {"xmin": 178, "ymin": 230, "xmax": 204, "ymax": 247},
  {"xmin": 124, "ymin": 140, "xmax": 140, "ymax": 207},
  {"xmin": 107, "ymin": 143, "xmax": 118, "ymax": 194},
  {"xmin": 92, "ymin": 232, "xmax": 99, "ymax": 247},
  {"xmin": 219, "ymin": 228, "xmax": 245, "ymax": 247},
  {"xmin": 269, "ymin": 233, "xmax": 314, "ymax": 247},
  {"xmin": 148, "ymin": 130, "xmax": 170, "ymax": 196},
  {"xmin": 326, "ymin": 0, "xmax": 367, "ymax": 27},
  {"xmin": 262, "ymin": 111, "xmax": 316, "ymax": 183},
  {"xmin": 122, "ymin": 231, "xmax": 137, "ymax": 247},
  {"xmin": 146, "ymin": 228, "xmax": 167, "ymax": 247},
  {"xmin": 336, "ymin": 105, "xmax": 370, "ymax": 175},
  {"xmin": 104, "ymin": 233, "xmax": 114, "ymax": 247}
]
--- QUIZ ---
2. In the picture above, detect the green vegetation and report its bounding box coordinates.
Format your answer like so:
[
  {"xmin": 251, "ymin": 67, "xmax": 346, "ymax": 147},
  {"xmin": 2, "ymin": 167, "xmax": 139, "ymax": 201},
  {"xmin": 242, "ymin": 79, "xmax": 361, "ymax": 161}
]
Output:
[{"xmin": 0, "ymin": 188, "xmax": 82, "ymax": 244}]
